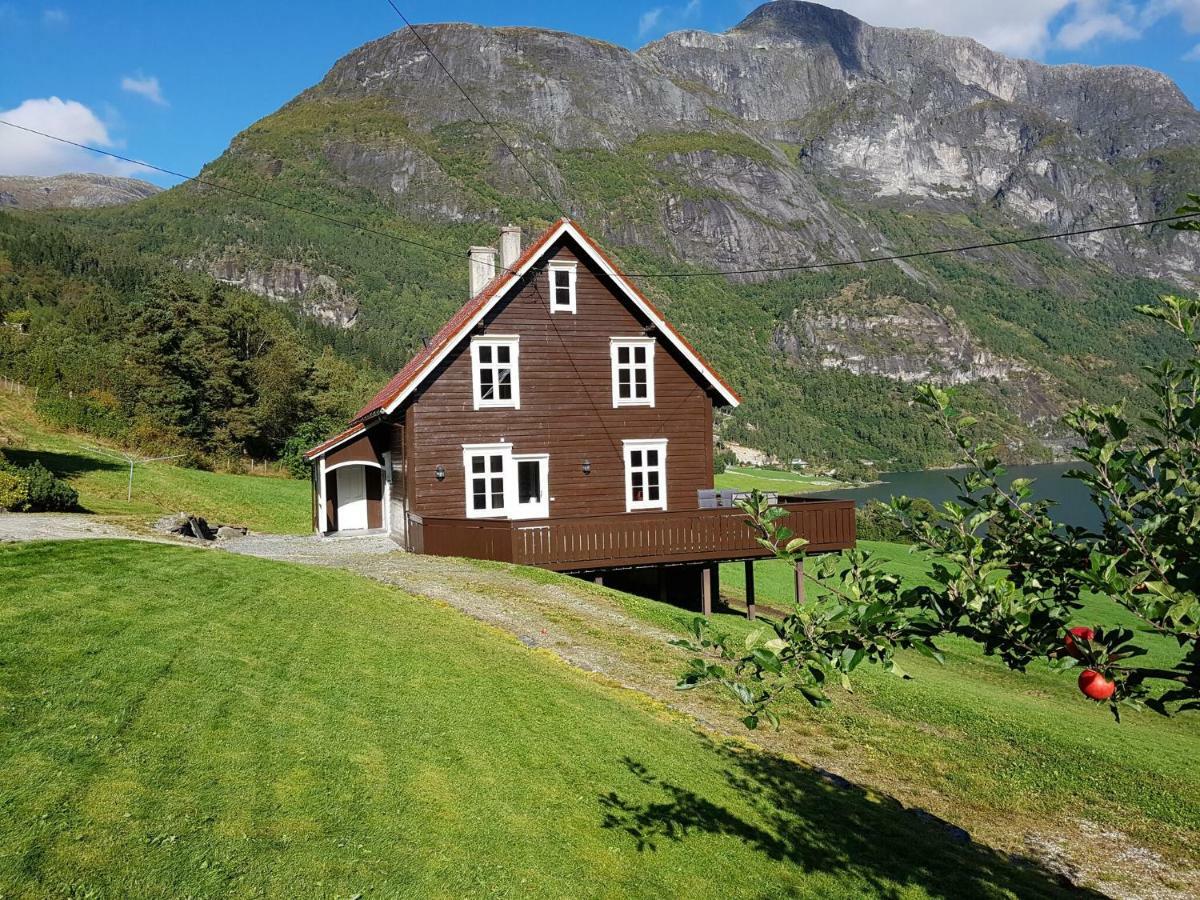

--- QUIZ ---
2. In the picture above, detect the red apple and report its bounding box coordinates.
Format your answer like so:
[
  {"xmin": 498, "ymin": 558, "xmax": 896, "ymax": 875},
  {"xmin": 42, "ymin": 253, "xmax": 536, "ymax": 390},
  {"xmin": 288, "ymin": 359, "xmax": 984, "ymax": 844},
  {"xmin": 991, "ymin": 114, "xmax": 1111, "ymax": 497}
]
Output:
[
  {"xmin": 1063, "ymin": 626, "xmax": 1095, "ymax": 659},
  {"xmin": 1079, "ymin": 669, "xmax": 1116, "ymax": 701}
]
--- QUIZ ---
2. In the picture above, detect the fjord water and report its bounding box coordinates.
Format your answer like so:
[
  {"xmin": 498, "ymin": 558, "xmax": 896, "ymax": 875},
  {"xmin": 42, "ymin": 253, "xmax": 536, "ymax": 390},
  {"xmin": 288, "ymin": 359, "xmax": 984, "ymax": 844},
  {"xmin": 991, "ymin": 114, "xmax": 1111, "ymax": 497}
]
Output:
[{"xmin": 816, "ymin": 463, "xmax": 1102, "ymax": 531}]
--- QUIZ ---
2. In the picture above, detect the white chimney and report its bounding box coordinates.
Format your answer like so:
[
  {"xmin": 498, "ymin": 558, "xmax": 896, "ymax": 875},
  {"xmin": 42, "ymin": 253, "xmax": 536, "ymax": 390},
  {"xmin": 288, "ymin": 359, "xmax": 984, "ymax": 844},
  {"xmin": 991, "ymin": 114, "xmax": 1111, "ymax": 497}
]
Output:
[
  {"xmin": 468, "ymin": 245, "xmax": 497, "ymax": 297},
  {"xmin": 499, "ymin": 224, "xmax": 522, "ymax": 272}
]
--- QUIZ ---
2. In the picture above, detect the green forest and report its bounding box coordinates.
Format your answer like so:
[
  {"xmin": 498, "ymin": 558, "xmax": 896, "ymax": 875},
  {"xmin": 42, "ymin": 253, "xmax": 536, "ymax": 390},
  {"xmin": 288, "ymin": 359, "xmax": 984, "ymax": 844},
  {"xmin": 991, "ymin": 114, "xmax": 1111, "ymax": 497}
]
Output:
[{"xmin": 0, "ymin": 213, "xmax": 383, "ymax": 473}]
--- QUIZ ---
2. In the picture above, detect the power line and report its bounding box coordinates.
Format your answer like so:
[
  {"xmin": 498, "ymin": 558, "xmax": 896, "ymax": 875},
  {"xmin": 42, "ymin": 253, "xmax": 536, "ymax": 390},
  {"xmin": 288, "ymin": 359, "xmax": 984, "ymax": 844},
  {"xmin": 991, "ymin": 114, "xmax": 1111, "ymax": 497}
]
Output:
[
  {"xmin": 3, "ymin": 118, "xmax": 1197, "ymax": 281},
  {"xmin": 381, "ymin": 0, "xmax": 572, "ymax": 222},
  {"xmin": 620, "ymin": 213, "xmax": 1200, "ymax": 277}
]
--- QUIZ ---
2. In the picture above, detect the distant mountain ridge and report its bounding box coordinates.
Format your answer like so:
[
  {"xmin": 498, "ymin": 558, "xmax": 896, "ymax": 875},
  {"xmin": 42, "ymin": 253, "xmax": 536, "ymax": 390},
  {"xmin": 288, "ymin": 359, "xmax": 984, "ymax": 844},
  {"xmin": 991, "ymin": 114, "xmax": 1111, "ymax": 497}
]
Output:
[
  {"xmin": 0, "ymin": 174, "xmax": 160, "ymax": 210},
  {"xmin": 51, "ymin": 1, "xmax": 1200, "ymax": 470}
]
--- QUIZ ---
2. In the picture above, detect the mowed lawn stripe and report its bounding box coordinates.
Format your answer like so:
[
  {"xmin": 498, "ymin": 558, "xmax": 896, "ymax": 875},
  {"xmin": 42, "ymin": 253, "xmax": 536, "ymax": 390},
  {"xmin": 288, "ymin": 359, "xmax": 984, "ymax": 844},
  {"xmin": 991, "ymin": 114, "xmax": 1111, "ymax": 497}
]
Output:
[{"xmin": 0, "ymin": 540, "xmax": 1078, "ymax": 899}]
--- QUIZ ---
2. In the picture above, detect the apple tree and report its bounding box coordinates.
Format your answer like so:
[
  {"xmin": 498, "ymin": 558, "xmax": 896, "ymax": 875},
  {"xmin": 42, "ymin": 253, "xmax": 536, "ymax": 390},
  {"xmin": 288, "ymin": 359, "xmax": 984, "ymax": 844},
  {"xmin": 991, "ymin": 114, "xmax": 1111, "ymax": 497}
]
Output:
[{"xmin": 674, "ymin": 281, "xmax": 1200, "ymax": 727}]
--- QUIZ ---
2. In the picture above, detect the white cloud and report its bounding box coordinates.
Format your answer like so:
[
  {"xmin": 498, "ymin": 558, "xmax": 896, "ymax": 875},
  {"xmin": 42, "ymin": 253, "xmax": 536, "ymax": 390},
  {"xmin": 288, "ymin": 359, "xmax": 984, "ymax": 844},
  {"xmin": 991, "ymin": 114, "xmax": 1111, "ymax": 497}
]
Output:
[
  {"xmin": 1184, "ymin": 40, "xmax": 1200, "ymax": 59},
  {"xmin": 638, "ymin": 7, "xmax": 663, "ymax": 37},
  {"xmin": 824, "ymin": 0, "xmax": 1200, "ymax": 56},
  {"xmin": 825, "ymin": 1, "xmax": 1074, "ymax": 55},
  {"xmin": 42, "ymin": 7, "xmax": 68, "ymax": 26},
  {"xmin": 120, "ymin": 73, "xmax": 168, "ymax": 106},
  {"xmin": 0, "ymin": 97, "xmax": 147, "ymax": 178},
  {"xmin": 637, "ymin": 0, "xmax": 702, "ymax": 40},
  {"xmin": 1057, "ymin": 3, "xmax": 1141, "ymax": 48}
]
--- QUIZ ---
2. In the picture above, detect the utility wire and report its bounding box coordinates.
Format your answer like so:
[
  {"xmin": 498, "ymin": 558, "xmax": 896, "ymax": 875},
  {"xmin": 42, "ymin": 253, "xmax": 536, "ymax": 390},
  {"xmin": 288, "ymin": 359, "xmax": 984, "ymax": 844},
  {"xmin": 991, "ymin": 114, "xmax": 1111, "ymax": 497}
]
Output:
[
  {"xmin": 381, "ymin": 0, "xmax": 573, "ymax": 223},
  {"xmin": 2, "ymin": 118, "xmax": 1197, "ymax": 279},
  {"xmin": 620, "ymin": 213, "xmax": 1200, "ymax": 277}
]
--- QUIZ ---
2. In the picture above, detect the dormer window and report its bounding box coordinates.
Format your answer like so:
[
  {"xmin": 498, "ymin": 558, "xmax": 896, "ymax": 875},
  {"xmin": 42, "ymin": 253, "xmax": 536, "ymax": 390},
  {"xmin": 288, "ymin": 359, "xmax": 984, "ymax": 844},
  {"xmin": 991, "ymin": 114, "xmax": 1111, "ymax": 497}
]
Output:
[
  {"xmin": 610, "ymin": 336, "xmax": 655, "ymax": 407},
  {"xmin": 471, "ymin": 336, "xmax": 520, "ymax": 410},
  {"xmin": 548, "ymin": 261, "xmax": 576, "ymax": 313}
]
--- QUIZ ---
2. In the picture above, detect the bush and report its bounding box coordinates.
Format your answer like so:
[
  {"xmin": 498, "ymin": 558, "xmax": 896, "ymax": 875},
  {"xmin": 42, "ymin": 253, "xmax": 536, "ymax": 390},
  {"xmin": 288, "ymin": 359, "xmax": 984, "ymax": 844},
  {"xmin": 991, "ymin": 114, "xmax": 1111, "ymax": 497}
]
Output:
[
  {"xmin": 713, "ymin": 448, "xmax": 737, "ymax": 475},
  {"xmin": 280, "ymin": 418, "xmax": 340, "ymax": 479},
  {"xmin": 21, "ymin": 461, "xmax": 79, "ymax": 511},
  {"xmin": 855, "ymin": 498, "xmax": 935, "ymax": 543},
  {"xmin": 0, "ymin": 468, "xmax": 28, "ymax": 510}
]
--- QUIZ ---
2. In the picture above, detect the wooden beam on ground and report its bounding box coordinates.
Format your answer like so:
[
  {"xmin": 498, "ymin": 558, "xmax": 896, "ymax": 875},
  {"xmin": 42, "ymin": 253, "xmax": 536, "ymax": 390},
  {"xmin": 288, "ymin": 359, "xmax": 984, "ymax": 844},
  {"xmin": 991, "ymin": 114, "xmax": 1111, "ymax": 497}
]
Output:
[
  {"xmin": 700, "ymin": 565, "xmax": 713, "ymax": 617},
  {"xmin": 794, "ymin": 555, "xmax": 806, "ymax": 605},
  {"xmin": 744, "ymin": 560, "xmax": 756, "ymax": 621}
]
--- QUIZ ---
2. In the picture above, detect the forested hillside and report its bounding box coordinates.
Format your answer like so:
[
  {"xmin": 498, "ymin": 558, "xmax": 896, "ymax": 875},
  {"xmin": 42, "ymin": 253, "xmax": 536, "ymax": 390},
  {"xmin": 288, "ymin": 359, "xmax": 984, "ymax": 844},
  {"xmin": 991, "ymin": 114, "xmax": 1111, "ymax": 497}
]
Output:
[{"xmin": 0, "ymin": 212, "xmax": 383, "ymax": 468}]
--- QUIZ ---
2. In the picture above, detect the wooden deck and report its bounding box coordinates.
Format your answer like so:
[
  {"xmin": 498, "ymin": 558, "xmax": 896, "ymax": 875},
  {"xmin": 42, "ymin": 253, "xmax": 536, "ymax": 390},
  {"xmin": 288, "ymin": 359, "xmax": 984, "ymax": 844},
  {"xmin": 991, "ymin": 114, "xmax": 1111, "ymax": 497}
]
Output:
[{"xmin": 406, "ymin": 496, "xmax": 856, "ymax": 572}]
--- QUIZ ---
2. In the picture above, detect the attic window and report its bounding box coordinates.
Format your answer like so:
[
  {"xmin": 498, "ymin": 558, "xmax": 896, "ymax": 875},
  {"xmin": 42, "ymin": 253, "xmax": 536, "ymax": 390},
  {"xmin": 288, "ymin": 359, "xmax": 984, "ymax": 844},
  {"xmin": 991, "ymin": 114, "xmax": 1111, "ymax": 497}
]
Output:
[
  {"xmin": 471, "ymin": 336, "xmax": 520, "ymax": 410},
  {"xmin": 548, "ymin": 261, "xmax": 577, "ymax": 313},
  {"xmin": 610, "ymin": 337, "xmax": 655, "ymax": 407}
]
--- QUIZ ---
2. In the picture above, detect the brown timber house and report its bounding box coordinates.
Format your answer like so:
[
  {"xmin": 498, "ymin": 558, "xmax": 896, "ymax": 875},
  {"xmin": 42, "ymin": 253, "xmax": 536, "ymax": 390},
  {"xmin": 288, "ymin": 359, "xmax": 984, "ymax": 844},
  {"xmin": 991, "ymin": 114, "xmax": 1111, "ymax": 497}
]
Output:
[{"xmin": 306, "ymin": 219, "xmax": 855, "ymax": 614}]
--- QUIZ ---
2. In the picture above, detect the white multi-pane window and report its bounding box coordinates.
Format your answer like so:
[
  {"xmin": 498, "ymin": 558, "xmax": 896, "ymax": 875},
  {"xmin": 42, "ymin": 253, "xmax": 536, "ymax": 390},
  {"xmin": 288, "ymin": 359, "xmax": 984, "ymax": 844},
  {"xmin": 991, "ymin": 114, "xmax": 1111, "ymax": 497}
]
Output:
[
  {"xmin": 611, "ymin": 337, "xmax": 655, "ymax": 407},
  {"xmin": 623, "ymin": 439, "xmax": 667, "ymax": 511},
  {"xmin": 548, "ymin": 261, "xmax": 576, "ymax": 313},
  {"xmin": 470, "ymin": 336, "xmax": 520, "ymax": 409},
  {"xmin": 463, "ymin": 444, "xmax": 509, "ymax": 517}
]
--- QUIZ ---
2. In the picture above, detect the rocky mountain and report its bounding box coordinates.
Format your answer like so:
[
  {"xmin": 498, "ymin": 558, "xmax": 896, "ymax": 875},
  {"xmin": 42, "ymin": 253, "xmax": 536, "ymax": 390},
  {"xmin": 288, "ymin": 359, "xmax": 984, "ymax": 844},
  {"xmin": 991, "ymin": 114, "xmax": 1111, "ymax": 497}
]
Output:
[
  {"xmin": 60, "ymin": 1, "xmax": 1200, "ymax": 470},
  {"xmin": 0, "ymin": 174, "xmax": 160, "ymax": 210}
]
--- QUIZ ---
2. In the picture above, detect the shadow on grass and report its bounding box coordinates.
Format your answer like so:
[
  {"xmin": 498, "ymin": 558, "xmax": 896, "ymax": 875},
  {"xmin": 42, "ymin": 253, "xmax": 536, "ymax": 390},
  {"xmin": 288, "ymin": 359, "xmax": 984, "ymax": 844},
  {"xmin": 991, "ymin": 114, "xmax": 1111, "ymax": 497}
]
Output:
[
  {"xmin": 600, "ymin": 739, "xmax": 1101, "ymax": 899},
  {"xmin": 4, "ymin": 448, "xmax": 123, "ymax": 478}
]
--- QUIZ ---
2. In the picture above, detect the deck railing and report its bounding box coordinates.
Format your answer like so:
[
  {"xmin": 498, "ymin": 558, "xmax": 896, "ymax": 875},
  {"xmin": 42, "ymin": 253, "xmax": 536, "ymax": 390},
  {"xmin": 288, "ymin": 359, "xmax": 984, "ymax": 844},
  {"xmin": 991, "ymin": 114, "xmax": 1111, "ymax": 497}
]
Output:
[{"xmin": 407, "ymin": 496, "xmax": 855, "ymax": 571}]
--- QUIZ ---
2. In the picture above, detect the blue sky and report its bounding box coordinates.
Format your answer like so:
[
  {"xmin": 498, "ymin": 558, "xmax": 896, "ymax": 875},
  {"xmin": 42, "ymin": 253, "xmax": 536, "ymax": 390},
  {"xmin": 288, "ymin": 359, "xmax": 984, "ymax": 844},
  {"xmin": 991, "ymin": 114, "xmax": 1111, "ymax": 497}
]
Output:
[{"xmin": 4, "ymin": 0, "xmax": 1200, "ymax": 186}]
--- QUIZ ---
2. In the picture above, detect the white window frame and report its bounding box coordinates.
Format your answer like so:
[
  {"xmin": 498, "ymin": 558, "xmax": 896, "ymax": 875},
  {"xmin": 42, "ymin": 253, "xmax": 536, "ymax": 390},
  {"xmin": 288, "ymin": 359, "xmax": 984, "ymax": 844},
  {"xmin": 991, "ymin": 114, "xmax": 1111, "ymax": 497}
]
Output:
[
  {"xmin": 511, "ymin": 453, "xmax": 550, "ymax": 520},
  {"xmin": 548, "ymin": 261, "xmax": 577, "ymax": 314},
  {"xmin": 470, "ymin": 335, "xmax": 520, "ymax": 410},
  {"xmin": 610, "ymin": 337, "xmax": 656, "ymax": 408},
  {"xmin": 463, "ymin": 442, "xmax": 512, "ymax": 519},
  {"xmin": 623, "ymin": 439, "xmax": 668, "ymax": 512}
]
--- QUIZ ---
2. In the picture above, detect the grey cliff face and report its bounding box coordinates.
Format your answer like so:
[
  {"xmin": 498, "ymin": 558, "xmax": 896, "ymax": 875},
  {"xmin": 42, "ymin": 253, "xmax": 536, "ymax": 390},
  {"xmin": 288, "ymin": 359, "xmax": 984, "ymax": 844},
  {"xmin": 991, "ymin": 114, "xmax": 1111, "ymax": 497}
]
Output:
[
  {"xmin": 207, "ymin": 256, "xmax": 359, "ymax": 329},
  {"xmin": 0, "ymin": 174, "xmax": 160, "ymax": 209},
  {"xmin": 294, "ymin": 2, "xmax": 1200, "ymax": 282}
]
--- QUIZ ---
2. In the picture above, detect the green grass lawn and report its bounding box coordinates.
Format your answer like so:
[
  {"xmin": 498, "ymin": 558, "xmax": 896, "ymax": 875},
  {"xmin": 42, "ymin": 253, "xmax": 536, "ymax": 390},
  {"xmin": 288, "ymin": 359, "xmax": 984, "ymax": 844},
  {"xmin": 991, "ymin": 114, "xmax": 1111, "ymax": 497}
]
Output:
[
  {"xmin": 715, "ymin": 465, "xmax": 849, "ymax": 494},
  {"xmin": 0, "ymin": 391, "xmax": 309, "ymax": 533},
  {"xmin": 0, "ymin": 540, "xmax": 1088, "ymax": 899}
]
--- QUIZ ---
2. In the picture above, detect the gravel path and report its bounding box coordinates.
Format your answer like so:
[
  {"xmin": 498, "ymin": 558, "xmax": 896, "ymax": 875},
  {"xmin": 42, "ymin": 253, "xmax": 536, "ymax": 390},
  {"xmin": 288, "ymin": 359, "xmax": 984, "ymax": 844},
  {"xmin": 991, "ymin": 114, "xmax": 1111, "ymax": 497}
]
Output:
[
  {"xmin": 0, "ymin": 513, "xmax": 157, "ymax": 543},
  {"xmin": 222, "ymin": 531, "xmax": 683, "ymax": 690}
]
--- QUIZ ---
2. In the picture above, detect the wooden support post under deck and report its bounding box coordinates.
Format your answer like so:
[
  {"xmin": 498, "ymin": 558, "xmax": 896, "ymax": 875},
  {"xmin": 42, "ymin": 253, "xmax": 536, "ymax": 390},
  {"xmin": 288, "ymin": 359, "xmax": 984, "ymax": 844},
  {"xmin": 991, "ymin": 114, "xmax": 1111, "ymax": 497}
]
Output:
[
  {"xmin": 657, "ymin": 566, "xmax": 668, "ymax": 602},
  {"xmin": 594, "ymin": 574, "xmax": 604, "ymax": 587},
  {"xmin": 700, "ymin": 565, "xmax": 713, "ymax": 617},
  {"xmin": 794, "ymin": 555, "xmax": 806, "ymax": 605},
  {"xmin": 744, "ymin": 560, "xmax": 756, "ymax": 621}
]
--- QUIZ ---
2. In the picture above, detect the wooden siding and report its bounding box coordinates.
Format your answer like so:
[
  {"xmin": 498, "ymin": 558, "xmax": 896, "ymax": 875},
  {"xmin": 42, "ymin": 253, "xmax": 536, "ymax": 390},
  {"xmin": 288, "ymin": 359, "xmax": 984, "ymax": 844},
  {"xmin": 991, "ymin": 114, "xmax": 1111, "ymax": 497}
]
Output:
[
  {"xmin": 408, "ymin": 498, "xmax": 856, "ymax": 571},
  {"xmin": 325, "ymin": 428, "xmax": 387, "ymax": 468},
  {"xmin": 405, "ymin": 236, "xmax": 717, "ymax": 521}
]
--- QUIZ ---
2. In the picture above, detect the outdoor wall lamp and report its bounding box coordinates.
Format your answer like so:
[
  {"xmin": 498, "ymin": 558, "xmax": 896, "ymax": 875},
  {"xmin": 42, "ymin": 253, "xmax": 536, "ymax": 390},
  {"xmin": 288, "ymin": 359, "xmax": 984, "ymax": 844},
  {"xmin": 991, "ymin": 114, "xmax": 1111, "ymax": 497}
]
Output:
[
  {"xmin": 582, "ymin": 459, "xmax": 591, "ymax": 475},
  {"xmin": 435, "ymin": 464, "xmax": 446, "ymax": 481}
]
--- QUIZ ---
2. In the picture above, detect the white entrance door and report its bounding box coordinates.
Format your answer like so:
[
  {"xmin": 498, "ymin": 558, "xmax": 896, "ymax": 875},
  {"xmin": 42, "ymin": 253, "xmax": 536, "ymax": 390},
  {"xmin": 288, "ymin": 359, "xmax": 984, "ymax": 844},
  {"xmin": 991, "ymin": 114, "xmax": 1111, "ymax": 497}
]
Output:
[
  {"xmin": 336, "ymin": 466, "xmax": 368, "ymax": 531},
  {"xmin": 511, "ymin": 454, "xmax": 549, "ymax": 519}
]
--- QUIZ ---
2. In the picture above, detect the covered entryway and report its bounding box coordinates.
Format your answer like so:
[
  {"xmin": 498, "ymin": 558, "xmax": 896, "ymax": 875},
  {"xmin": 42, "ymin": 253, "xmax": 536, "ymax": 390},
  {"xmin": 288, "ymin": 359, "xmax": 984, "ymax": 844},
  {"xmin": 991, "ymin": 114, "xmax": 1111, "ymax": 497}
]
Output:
[{"xmin": 323, "ymin": 462, "xmax": 385, "ymax": 534}]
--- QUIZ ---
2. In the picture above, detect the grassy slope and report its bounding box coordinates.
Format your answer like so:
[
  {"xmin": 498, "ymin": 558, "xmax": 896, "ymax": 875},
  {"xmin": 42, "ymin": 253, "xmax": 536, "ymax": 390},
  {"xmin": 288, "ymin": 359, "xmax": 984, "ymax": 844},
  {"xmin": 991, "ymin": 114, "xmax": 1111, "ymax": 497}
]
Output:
[
  {"xmin": 474, "ymin": 548, "xmax": 1200, "ymax": 881},
  {"xmin": 0, "ymin": 540, "xmax": 1080, "ymax": 899},
  {"xmin": 715, "ymin": 465, "xmax": 850, "ymax": 493},
  {"xmin": 0, "ymin": 390, "xmax": 308, "ymax": 533}
]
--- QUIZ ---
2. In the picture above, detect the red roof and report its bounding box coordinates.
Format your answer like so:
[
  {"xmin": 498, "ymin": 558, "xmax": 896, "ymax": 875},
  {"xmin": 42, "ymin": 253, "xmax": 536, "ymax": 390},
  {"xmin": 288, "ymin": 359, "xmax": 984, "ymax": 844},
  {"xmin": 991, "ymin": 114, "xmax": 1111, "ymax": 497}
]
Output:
[{"xmin": 308, "ymin": 218, "xmax": 739, "ymax": 459}]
